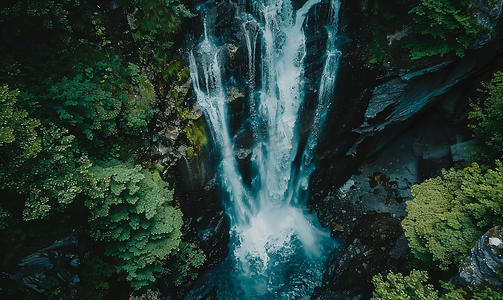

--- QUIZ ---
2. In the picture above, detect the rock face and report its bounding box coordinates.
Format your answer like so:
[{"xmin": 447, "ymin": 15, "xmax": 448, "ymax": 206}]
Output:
[
  {"xmin": 312, "ymin": 0, "xmax": 503, "ymax": 194},
  {"xmin": 452, "ymin": 226, "xmax": 503, "ymax": 288},
  {"xmin": 7, "ymin": 234, "xmax": 81, "ymax": 299},
  {"xmin": 313, "ymin": 212, "xmax": 406, "ymax": 300},
  {"xmin": 350, "ymin": 49, "xmax": 499, "ymax": 158}
]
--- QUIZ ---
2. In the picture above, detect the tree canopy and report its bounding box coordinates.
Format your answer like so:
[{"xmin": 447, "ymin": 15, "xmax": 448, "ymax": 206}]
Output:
[
  {"xmin": 0, "ymin": 0, "xmax": 203, "ymax": 297},
  {"xmin": 85, "ymin": 159, "xmax": 183, "ymax": 290}
]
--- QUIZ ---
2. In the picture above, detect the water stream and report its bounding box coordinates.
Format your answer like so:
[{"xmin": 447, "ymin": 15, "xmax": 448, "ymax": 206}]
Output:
[{"xmin": 188, "ymin": 0, "xmax": 341, "ymax": 298}]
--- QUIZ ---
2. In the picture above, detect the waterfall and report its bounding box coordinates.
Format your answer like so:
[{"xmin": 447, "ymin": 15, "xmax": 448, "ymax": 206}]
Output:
[{"xmin": 188, "ymin": 0, "xmax": 341, "ymax": 298}]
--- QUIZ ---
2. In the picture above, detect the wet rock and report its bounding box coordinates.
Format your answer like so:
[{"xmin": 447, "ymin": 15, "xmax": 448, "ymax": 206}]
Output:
[
  {"xmin": 226, "ymin": 87, "xmax": 245, "ymax": 103},
  {"xmin": 355, "ymin": 64, "xmax": 455, "ymax": 135},
  {"xmin": 386, "ymin": 25, "xmax": 413, "ymax": 46},
  {"xmin": 369, "ymin": 172, "xmax": 399, "ymax": 205},
  {"xmin": 200, "ymin": 288, "xmax": 218, "ymax": 300},
  {"xmin": 473, "ymin": 0, "xmax": 503, "ymax": 47},
  {"xmin": 331, "ymin": 222, "xmax": 344, "ymax": 233},
  {"xmin": 436, "ymin": 88, "xmax": 466, "ymax": 124},
  {"xmin": 452, "ymin": 226, "xmax": 503, "ymax": 287},
  {"xmin": 152, "ymin": 77, "xmax": 198, "ymax": 165},
  {"xmin": 314, "ymin": 212, "xmax": 406, "ymax": 300},
  {"xmin": 236, "ymin": 149, "xmax": 252, "ymax": 186},
  {"xmin": 198, "ymin": 210, "xmax": 229, "ymax": 269},
  {"xmin": 8, "ymin": 234, "xmax": 81, "ymax": 297},
  {"xmin": 162, "ymin": 174, "xmax": 230, "ymax": 299},
  {"xmin": 399, "ymin": 61, "xmax": 452, "ymax": 82},
  {"xmin": 451, "ymin": 140, "xmax": 479, "ymax": 163},
  {"xmin": 355, "ymin": 211, "xmax": 402, "ymax": 247},
  {"xmin": 361, "ymin": 78, "xmax": 407, "ymax": 121}
]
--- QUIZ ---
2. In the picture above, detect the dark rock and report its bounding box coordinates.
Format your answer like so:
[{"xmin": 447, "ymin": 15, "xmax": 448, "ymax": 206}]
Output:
[
  {"xmin": 8, "ymin": 234, "xmax": 81, "ymax": 297},
  {"xmin": 473, "ymin": 0, "xmax": 503, "ymax": 47},
  {"xmin": 313, "ymin": 212, "xmax": 406, "ymax": 300},
  {"xmin": 200, "ymin": 288, "xmax": 218, "ymax": 300},
  {"xmin": 355, "ymin": 211, "xmax": 402, "ymax": 247},
  {"xmin": 236, "ymin": 149, "xmax": 252, "ymax": 186},
  {"xmin": 452, "ymin": 226, "xmax": 503, "ymax": 287},
  {"xmin": 450, "ymin": 140, "xmax": 479, "ymax": 163},
  {"xmin": 436, "ymin": 88, "xmax": 465, "ymax": 123}
]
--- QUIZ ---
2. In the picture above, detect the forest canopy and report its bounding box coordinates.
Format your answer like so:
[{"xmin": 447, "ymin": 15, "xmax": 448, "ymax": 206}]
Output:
[{"xmin": 0, "ymin": 0, "xmax": 205, "ymax": 298}]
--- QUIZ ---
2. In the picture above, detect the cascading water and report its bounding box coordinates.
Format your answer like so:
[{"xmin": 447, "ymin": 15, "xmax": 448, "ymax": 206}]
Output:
[{"xmin": 188, "ymin": 0, "xmax": 341, "ymax": 298}]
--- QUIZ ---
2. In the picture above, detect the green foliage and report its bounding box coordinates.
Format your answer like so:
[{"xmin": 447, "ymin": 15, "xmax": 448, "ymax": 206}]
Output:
[
  {"xmin": 372, "ymin": 270, "xmax": 503, "ymax": 299},
  {"xmin": 468, "ymin": 71, "xmax": 503, "ymax": 162},
  {"xmin": 85, "ymin": 160, "xmax": 183, "ymax": 290},
  {"xmin": 135, "ymin": 0, "xmax": 192, "ymax": 34},
  {"xmin": 40, "ymin": 276, "xmax": 63, "ymax": 298},
  {"xmin": 0, "ymin": 206, "xmax": 12, "ymax": 230},
  {"xmin": 17, "ymin": 125, "xmax": 91, "ymax": 220},
  {"xmin": 0, "ymin": 85, "xmax": 41, "ymax": 167},
  {"xmin": 131, "ymin": 0, "xmax": 192, "ymax": 68},
  {"xmin": 72, "ymin": 256, "xmax": 115, "ymax": 299},
  {"xmin": 362, "ymin": 1, "xmax": 400, "ymax": 65},
  {"xmin": 490, "ymin": 0, "xmax": 503, "ymax": 7},
  {"xmin": 403, "ymin": 174, "xmax": 481, "ymax": 270},
  {"xmin": 181, "ymin": 119, "xmax": 208, "ymax": 159},
  {"xmin": 0, "ymin": 0, "xmax": 86, "ymax": 84},
  {"xmin": 127, "ymin": 0, "xmax": 193, "ymax": 98},
  {"xmin": 403, "ymin": 0, "xmax": 486, "ymax": 59},
  {"xmin": 371, "ymin": 270, "xmax": 438, "ymax": 299},
  {"xmin": 469, "ymin": 283, "xmax": 503, "ymax": 299},
  {"xmin": 454, "ymin": 161, "xmax": 503, "ymax": 228},
  {"xmin": 0, "ymin": 1, "xmax": 77, "ymax": 34},
  {"xmin": 403, "ymin": 161, "xmax": 503, "ymax": 270},
  {"xmin": 29, "ymin": 58, "xmax": 156, "ymax": 157},
  {"xmin": 43, "ymin": 75, "xmax": 123, "ymax": 141},
  {"xmin": 90, "ymin": 12, "xmax": 111, "ymax": 47},
  {"xmin": 0, "ymin": 87, "xmax": 92, "ymax": 220},
  {"xmin": 0, "ymin": 0, "xmax": 196, "ymax": 294},
  {"xmin": 172, "ymin": 242, "xmax": 206, "ymax": 285},
  {"xmin": 122, "ymin": 74, "xmax": 156, "ymax": 136}
]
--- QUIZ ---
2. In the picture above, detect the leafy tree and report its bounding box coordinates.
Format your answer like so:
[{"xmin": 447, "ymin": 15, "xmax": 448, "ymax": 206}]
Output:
[
  {"xmin": 0, "ymin": 87, "xmax": 92, "ymax": 221},
  {"xmin": 72, "ymin": 257, "xmax": 116, "ymax": 300},
  {"xmin": 0, "ymin": 0, "xmax": 201, "ymax": 296},
  {"xmin": 0, "ymin": 86, "xmax": 41, "ymax": 182},
  {"xmin": 372, "ymin": 270, "xmax": 503, "ymax": 299},
  {"xmin": 468, "ymin": 71, "xmax": 503, "ymax": 163},
  {"xmin": 121, "ymin": 73, "xmax": 156, "ymax": 136},
  {"xmin": 42, "ymin": 74, "xmax": 123, "ymax": 141},
  {"xmin": 0, "ymin": 0, "xmax": 86, "ymax": 84},
  {"xmin": 131, "ymin": 0, "xmax": 192, "ymax": 67},
  {"xmin": 85, "ymin": 160, "xmax": 183, "ymax": 290},
  {"xmin": 453, "ymin": 161, "xmax": 503, "ymax": 228},
  {"xmin": 403, "ymin": 0, "xmax": 486, "ymax": 59},
  {"xmin": 372, "ymin": 270, "xmax": 438, "ymax": 299},
  {"xmin": 403, "ymin": 161, "xmax": 503, "ymax": 270},
  {"xmin": 8, "ymin": 125, "xmax": 91, "ymax": 220},
  {"xmin": 125, "ymin": 0, "xmax": 194, "ymax": 97},
  {"xmin": 171, "ymin": 242, "xmax": 206, "ymax": 286}
]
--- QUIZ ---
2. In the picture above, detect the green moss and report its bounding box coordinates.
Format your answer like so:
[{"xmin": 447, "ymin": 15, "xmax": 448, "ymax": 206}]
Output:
[
  {"xmin": 231, "ymin": 51, "xmax": 242, "ymax": 67},
  {"xmin": 182, "ymin": 119, "xmax": 208, "ymax": 159}
]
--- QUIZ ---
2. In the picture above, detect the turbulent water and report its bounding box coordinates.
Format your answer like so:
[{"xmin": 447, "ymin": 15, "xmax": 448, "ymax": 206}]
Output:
[{"xmin": 188, "ymin": 0, "xmax": 341, "ymax": 298}]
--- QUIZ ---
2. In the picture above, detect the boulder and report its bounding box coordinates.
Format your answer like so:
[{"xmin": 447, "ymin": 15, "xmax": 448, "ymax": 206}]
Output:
[
  {"xmin": 313, "ymin": 212, "xmax": 406, "ymax": 300},
  {"xmin": 452, "ymin": 226, "xmax": 503, "ymax": 288},
  {"xmin": 450, "ymin": 140, "xmax": 479, "ymax": 163},
  {"xmin": 8, "ymin": 234, "xmax": 81, "ymax": 297}
]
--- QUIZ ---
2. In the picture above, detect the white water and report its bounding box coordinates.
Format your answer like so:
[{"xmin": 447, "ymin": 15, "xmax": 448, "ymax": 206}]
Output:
[{"xmin": 189, "ymin": 0, "xmax": 341, "ymax": 298}]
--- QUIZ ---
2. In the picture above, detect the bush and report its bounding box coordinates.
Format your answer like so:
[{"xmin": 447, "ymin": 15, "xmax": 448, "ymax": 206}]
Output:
[{"xmin": 403, "ymin": 0, "xmax": 486, "ymax": 59}]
